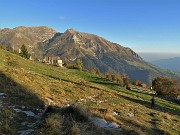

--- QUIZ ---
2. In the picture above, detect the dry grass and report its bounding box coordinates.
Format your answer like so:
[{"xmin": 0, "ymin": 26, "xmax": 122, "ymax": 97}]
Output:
[
  {"xmin": 35, "ymin": 105, "xmax": 122, "ymax": 135},
  {"xmin": 0, "ymin": 108, "xmax": 16, "ymax": 134},
  {"xmin": 60, "ymin": 104, "xmax": 91, "ymax": 122},
  {"xmin": 104, "ymin": 113, "xmax": 122, "ymax": 125},
  {"xmin": 0, "ymin": 49, "xmax": 180, "ymax": 135},
  {"xmin": 69, "ymin": 121, "xmax": 81, "ymax": 135},
  {"xmin": 45, "ymin": 114, "xmax": 62, "ymax": 134}
]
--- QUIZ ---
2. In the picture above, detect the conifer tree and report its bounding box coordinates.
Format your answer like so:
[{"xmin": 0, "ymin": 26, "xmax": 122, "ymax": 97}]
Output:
[
  {"xmin": 19, "ymin": 44, "xmax": 30, "ymax": 59},
  {"xmin": 76, "ymin": 59, "xmax": 83, "ymax": 71}
]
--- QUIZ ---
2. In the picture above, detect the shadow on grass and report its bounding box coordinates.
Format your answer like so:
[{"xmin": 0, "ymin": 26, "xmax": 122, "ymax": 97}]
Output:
[
  {"xmin": 90, "ymin": 76, "xmax": 120, "ymax": 86},
  {"xmin": 119, "ymin": 94, "xmax": 180, "ymax": 116},
  {"xmin": 158, "ymin": 95, "xmax": 180, "ymax": 106},
  {"xmin": 42, "ymin": 73, "xmax": 104, "ymax": 91},
  {"xmin": 150, "ymin": 118, "xmax": 171, "ymax": 135},
  {"xmin": 0, "ymin": 71, "xmax": 45, "ymax": 134},
  {"xmin": 0, "ymin": 72, "xmax": 44, "ymax": 108}
]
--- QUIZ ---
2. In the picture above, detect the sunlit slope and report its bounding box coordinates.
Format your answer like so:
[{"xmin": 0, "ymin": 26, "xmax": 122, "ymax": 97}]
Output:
[{"xmin": 0, "ymin": 49, "xmax": 180, "ymax": 135}]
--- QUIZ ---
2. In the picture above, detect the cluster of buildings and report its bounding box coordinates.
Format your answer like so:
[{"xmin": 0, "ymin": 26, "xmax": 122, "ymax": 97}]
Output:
[
  {"xmin": 28, "ymin": 52, "xmax": 63, "ymax": 67},
  {"xmin": 43, "ymin": 56, "xmax": 63, "ymax": 67}
]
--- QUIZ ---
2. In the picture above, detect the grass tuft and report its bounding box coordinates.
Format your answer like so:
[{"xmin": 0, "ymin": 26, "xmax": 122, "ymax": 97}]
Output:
[{"xmin": 61, "ymin": 104, "xmax": 91, "ymax": 122}]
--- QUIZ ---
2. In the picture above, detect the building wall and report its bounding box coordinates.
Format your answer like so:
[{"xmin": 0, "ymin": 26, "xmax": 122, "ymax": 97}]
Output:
[{"xmin": 44, "ymin": 56, "xmax": 63, "ymax": 66}]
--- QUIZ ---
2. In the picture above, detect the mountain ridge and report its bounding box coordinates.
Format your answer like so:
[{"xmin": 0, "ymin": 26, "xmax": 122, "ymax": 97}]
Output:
[
  {"xmin": 0, "ymin": 26, "xmax": 57, "ymax": 52},
  {"xmin": 1, "ymin": 26, "xmax": 180, "ymax": 84}
]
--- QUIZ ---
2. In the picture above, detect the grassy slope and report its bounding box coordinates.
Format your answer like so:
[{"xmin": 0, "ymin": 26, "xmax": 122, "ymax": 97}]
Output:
[{"xmin": 0, "ymin": 49, "xmax": 180, "ymax": 135}]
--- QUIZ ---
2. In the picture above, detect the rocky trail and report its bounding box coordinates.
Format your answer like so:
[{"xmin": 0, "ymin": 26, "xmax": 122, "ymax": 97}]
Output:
[
  {"xmin": 0, "ymin": 92, "xmax": 123, "ymax": 135},
  {"xmin": 0, "ymin": 92, "xmax": 43, "ymax": 135}
]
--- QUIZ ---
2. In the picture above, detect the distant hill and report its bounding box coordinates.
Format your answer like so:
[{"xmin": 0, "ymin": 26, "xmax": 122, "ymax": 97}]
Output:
[
  {"xmin": 151, "ymin": 57, "xmax": 180, "ymax": 71},
  {"xmin": 138, "ymin": 52, "xmax": 180, "ymax": 62}
]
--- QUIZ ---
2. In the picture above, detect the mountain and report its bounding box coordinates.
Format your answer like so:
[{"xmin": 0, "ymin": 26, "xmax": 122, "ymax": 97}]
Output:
[
  {"xmin": 0, "ymin": 26, "xmax": 57, "ymax": 52},
  {"xmin": 151, "ymin": 57, "xmax": 180, "ymax": 71},
  {"xmin": 1, "ymin": 26, "xmax": 180, "ymax": 84},
  {"xmin": 38, "ymin": 29, "xmax": 180, "ymax": 84}
]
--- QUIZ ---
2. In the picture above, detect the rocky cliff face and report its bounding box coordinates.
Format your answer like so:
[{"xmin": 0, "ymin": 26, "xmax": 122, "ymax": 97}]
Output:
[
  {"xmin": 43, "ymin": 29, "xmax": 142, "ymax": 61},
  {"xmin": 0, "ymin": 26, "xmax": 57, "ymax": 52}
]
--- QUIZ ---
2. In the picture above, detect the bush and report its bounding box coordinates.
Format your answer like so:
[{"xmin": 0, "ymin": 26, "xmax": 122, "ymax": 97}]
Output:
[
  {"xmin": 133, "ymin": 80, "xmax": 141, "ymax": 86},
  {"xmin": 123, "ymin": 77, "xmax": 131, "ymax": 86},
  {"xmin": 106, "ymin": 74, "xmax": 112, "ymax": 81},
  {"xmin": 152, "ymin": 76, "xmax": 180, "ymax": 98},
  {"xmin": 6, "ymin": 55, "xmax": 19, "ymax": 67},
  {"xmin": 76, "ymin": 59, "xmax": 83, "ymax": 71},
  {"xmin": 116, "ymin": 75, "xmax": 124, "ymax": 86},
  {"xmin": 69, "ymin": 121, "xmax": 80, "ymax": 135},
  {"xmin": 60, "ymin": 104, "xmax": 90, "ymax": 122},
  {"xmin": 45, "ymin": 114, "xmax": 62, "ymax": 134}
]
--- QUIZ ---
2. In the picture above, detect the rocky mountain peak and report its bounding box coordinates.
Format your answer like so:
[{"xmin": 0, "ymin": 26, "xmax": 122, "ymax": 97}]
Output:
[
  {"xmin": 43, "ymin": 28, "xmax": 143, "ymax": 63},
  {"xmin": 65, "ymin": 28, "xmax": 77, "ymax": 34}
]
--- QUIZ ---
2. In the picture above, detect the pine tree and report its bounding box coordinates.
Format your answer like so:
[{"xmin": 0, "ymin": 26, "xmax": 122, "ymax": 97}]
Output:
[
  {"xmin": 76, "ymin": 59, "xmax": 83, "ymax": 71},
  {"xmin": 19, "ymin": 45, "xmax": 30, "ymax": 59}
]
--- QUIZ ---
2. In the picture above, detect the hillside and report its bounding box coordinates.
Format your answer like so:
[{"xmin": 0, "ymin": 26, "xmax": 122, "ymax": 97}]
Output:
[
  {"xmin": 151, "ymin": 57, "xmax": 180, "ymax": 72},
  {"xmin": 0, "ymin": 49, "xmax": 180, "ymax": 135}
]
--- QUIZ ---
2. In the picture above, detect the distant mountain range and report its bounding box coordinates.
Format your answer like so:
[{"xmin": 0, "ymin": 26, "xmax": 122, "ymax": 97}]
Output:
[
  {"xmin": 138, "ymin": 52, "xmax": 180, "ymax": 62},
  {"xmin": 1, "ymin": 26, "xmax": 180, "ymax": 84},
  {"xmin": 151, "ymin": 57, "xmax": 180, "ymax": 72}
]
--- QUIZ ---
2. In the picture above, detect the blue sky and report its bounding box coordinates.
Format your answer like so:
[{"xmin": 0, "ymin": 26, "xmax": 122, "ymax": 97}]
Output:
[{"xmin": 0, "ymin": 0, "xmax": 180, "ymax": 53}]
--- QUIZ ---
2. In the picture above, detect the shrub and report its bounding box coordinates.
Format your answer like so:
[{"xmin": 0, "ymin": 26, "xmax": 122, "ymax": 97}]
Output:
[
  {"xmin": 45, "ymin": 114, "xmax": 63, "ymax": 135},
  {"xmin": 106, "ymin": 74, "xmax": 112, "ymax": 81},
  {"xmin": 76, "ymin": 59, "xmax": 83, "ymax": 71},
  {"xmin": 116, "ymin": 75, "xmax": 124, "ymax": 86},
  {"xmin": 152, "ymin": 76, "xmax": 180, "ymax": 98},
  {"xmin": 60, "ymin": 104, "xmax": 90, "ymax": 122},
  {"xmin": 69, "ymin": 121, "xmax": 80, "ymax": 135},
  {"xmin": 133, "ymin": 80, "xmax": 141, "ymax": 86},
  {"xmin": 7, "ymin": 59, "xmax": 19, "ymax": 67},
  {"xmin": 111, "ymin": 74, "xmax": 116, "ymax": 82},
  {"xmin": 123, "ymin": 77, "xmax": 131, "ymax": 87},
  {"xmin": 65, "ymin": 63, "xmax": 77, "ymax": 69}
]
